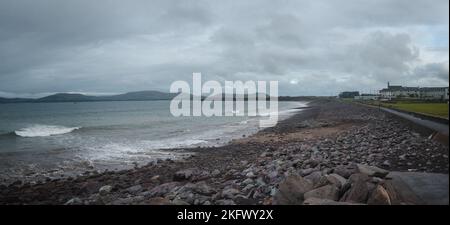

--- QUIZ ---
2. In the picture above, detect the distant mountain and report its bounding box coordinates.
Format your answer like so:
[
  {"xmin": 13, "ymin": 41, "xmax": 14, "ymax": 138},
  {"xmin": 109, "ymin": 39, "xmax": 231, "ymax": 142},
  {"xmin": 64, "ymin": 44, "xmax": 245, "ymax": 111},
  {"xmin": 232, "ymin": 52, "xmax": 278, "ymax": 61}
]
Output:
[
  {"xmin": 0, "ymin": 91, "xmax": 309, "ymax": 103},
  {"xmin": 207, "ymin": 93, "xmax": 270, "ymax": 101},
  {"xmin": 99, "ymin": 91, "xmax": 178, "ymax": 101},
  {"xmin": 0, "ymin": 97, "xmax": 33, "ymax": 103},
  {"xmin": 0, "ymin": 91, "xmax": 179, "ymax": 103},
  {"xmin": 36, "ymin": 93, "xmax": 97, "ymax": 102}
]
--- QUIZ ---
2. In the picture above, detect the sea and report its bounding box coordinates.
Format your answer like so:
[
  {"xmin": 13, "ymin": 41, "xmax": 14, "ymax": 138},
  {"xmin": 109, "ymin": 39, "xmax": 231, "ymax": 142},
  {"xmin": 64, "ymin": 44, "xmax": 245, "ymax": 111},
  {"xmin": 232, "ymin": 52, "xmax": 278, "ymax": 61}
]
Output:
[{"xmin": 0, "ymin": 100, "xmax": 307, "ymax": 184}]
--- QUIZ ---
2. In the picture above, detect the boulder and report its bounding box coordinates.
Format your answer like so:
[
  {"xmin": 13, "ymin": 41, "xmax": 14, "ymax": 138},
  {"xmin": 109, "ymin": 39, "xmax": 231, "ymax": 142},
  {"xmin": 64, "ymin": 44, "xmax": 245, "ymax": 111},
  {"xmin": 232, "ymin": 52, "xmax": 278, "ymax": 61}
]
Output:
[
  {"xmin": 357, "ymin": 164, "xmax": 389, "ymax": 178},
  {"xmin": 272, "ymin": 175, "xmax": 313, "ymax": 205},
  {"xmin": 367, "ymin": 185, "xmax": 391, "ymax": 205},
  {"xmin": 304, "ymin": 185, "xmax": 339, "ymax": 201},
  {"xmin": 340, "ymin": 179, "xmax": 369, "ymax": 203},
  {"xmin": 333, "ymin": 165, "xmax": 357, "ymax": 179},
  {"xmin": 326, "ymin": 174, "xmax": 347, "ymax": 188},
  {"xmin": 304, "ymin": 171, "xmax": 323, "ymax": 186}
]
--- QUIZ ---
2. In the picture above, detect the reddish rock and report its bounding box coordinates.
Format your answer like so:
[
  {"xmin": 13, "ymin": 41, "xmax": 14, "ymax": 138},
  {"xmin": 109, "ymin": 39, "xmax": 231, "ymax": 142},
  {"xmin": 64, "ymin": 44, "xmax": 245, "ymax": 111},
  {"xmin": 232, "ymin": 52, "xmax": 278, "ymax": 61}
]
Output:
[{"xmin": 367, "ymin": 185, "xmax": 391, "ymax": 205}]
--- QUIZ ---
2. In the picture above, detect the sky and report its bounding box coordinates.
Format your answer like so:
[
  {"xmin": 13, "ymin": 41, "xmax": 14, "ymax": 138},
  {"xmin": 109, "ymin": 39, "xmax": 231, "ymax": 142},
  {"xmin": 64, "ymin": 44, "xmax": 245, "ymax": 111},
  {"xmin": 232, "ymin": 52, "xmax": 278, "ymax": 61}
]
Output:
[{"xmin": 0, "ymin": 0, "xmax": 448, "ymax": 98}]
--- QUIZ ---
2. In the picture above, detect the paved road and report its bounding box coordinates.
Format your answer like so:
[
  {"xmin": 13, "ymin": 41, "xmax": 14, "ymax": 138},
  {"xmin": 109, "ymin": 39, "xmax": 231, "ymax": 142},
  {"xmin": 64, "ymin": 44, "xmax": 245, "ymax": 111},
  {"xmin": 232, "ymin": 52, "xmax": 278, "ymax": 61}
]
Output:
[
  {"xmin": 387, "ymin": 172, "xmax": 449, "ymax": 205},
  {"xmin": 380, "ymin": 107, "xmax": 449, "ymax": 135}
]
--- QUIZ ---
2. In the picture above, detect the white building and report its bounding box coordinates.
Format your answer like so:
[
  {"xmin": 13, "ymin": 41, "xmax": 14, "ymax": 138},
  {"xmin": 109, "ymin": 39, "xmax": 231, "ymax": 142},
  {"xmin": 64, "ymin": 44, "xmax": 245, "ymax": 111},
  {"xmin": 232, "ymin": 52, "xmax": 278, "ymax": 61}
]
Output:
[
  {"xmin": 354, "ymin": 94, "xmax": 379, "ymax": 101},
  {"xmin": 379, "ymin": 82, "xmax": 448, "ymax": 100},
  {"xmin": 420, "ymin": 87, "xmax": 449, "ymax": 100}
]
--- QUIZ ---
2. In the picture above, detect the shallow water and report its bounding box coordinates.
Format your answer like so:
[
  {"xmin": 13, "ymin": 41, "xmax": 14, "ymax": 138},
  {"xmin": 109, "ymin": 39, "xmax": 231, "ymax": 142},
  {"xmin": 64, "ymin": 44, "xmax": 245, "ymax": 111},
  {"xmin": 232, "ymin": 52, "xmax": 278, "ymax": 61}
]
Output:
[{"xmin": 0, "ymin": 100, "xmax": 306, "ymax": 184}]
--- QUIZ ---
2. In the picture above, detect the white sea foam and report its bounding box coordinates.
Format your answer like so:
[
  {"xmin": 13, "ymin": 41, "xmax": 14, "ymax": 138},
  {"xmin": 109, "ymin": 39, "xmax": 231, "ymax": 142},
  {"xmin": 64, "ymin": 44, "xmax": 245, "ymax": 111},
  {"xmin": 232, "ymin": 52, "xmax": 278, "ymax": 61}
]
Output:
[{"xmin": 15, "ymin": 125, "xmax": 80, "ymax": 137}]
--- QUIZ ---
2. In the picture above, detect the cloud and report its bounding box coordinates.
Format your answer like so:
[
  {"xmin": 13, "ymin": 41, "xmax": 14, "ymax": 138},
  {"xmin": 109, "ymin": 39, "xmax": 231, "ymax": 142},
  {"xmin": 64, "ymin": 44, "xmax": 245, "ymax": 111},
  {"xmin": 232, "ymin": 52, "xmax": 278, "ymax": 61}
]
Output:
[{"xmin": 0, "ymin": 0, "xmax": 448, "ymax": 96}]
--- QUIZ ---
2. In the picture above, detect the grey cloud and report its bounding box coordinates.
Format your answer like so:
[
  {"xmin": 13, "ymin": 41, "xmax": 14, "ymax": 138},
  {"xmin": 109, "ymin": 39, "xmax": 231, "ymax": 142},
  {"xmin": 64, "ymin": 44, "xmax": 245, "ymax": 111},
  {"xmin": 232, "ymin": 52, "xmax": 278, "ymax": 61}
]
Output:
[{"xmin": 0, "ymin": 0, "xmax": 448, "ymax": 96}]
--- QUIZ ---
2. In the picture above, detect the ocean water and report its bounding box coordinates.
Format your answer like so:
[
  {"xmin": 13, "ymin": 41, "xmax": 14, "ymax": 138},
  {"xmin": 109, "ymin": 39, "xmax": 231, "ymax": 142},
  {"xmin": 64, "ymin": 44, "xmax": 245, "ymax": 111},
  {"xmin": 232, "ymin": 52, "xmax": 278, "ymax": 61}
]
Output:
[{"xmin": 0, "ymin": 100, "xmax": 306, "ymax": 184}]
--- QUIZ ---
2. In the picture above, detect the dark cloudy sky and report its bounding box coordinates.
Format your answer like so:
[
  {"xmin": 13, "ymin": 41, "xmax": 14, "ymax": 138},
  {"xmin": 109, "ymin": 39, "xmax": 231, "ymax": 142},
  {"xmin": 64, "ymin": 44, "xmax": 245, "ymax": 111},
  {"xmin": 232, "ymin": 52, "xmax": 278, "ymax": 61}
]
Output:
[{"xmin": 0, "ymin": 0, "xmax": 448, "ymax": 97}]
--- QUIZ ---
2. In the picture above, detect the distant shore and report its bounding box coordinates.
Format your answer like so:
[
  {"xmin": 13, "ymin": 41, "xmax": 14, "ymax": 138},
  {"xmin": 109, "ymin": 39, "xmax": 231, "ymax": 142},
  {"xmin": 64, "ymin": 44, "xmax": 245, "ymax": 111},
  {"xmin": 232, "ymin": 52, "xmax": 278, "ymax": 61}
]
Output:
[{"xmin": 0, "ymin": 99, "xmax": 448, "ymax": 205}]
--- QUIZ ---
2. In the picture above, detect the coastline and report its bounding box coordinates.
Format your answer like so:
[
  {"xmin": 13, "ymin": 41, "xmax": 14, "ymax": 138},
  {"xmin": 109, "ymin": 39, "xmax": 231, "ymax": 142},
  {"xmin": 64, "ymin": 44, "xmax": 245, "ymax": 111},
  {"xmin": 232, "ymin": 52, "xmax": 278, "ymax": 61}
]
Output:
[{"xmin": 0, "ymin": 99, "xmax": 448, "ymax": 205}]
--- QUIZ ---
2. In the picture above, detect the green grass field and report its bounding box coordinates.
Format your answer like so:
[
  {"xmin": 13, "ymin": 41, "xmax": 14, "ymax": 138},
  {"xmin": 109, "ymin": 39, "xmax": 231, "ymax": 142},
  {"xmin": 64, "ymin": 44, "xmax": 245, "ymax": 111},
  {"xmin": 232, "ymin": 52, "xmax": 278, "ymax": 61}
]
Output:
[{"xmin": 381, "ymin": 102, "xmax": 449, "ymax": 119}]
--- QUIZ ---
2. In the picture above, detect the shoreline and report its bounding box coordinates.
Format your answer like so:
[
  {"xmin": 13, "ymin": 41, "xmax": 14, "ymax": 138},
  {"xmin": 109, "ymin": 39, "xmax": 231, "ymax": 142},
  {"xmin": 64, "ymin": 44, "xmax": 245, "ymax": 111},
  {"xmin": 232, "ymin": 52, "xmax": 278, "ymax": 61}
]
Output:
[
  {"xmin": 0, "ymin": 99, "xmax": 448, "ymax": 205},
  {"xmin": 0, "ymin": 101, "xmax": 307, "ymax": 186}
]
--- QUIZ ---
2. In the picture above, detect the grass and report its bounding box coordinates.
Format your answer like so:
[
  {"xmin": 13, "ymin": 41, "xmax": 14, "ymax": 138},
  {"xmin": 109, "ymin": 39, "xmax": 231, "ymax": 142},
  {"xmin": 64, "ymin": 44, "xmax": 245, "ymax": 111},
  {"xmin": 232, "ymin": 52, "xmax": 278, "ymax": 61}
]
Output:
[
  {"xmin": 341, "ymin": 98, "xmax": 449, "ymax": 119},
  {"xmin": 381, "ymin": 102, "xmax": 449, "ymax": 119}
]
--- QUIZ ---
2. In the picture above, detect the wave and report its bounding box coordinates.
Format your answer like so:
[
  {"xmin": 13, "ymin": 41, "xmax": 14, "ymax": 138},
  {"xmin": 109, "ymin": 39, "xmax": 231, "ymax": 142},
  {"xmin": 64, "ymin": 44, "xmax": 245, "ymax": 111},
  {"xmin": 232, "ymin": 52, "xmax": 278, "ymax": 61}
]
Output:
[{"xmin": 14, "ymin": 125, "xmax": 80, "ymax": 137}]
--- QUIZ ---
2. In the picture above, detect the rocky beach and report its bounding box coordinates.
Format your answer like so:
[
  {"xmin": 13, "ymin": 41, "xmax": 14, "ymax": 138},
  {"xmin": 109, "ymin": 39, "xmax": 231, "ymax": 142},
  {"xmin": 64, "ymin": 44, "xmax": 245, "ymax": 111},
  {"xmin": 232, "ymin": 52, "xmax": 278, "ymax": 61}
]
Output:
[{"xmin": 0, "ymin": 99, "xmax": 448, "ymax": 205}]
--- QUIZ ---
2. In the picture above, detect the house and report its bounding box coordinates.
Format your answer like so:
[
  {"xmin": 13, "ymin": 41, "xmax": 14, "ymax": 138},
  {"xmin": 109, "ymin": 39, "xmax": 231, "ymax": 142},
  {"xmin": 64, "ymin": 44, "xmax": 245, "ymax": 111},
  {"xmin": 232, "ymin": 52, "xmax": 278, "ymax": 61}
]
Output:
[
  {"xmin": 379, "ymin": 82, "xmax": 448, "ymax": 100},
  {"xmin": 420, "ymin": 87, "xmax": 449, "ymax": 100},
  {"xmin": 379, "ymin": 82, "xmax": 420, "ymax": 99}
]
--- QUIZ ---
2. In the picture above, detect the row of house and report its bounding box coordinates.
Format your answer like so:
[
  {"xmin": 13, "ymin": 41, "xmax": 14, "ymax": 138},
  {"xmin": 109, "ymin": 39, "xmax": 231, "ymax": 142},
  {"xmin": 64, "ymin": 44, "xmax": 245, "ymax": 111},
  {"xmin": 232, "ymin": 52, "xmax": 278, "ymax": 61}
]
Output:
[{"xmin": 379, "ymin": 82, "xmax": 449, "ymax": 100}]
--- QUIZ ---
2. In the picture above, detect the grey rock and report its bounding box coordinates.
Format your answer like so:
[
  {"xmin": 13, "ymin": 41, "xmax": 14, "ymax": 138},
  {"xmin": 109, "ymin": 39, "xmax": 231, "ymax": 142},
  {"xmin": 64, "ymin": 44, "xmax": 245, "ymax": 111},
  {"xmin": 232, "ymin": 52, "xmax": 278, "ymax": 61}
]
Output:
[
  {"xmin": 341, "ymin": 179, "xmax": 369, "ymax": 203},
  {"xmin": 357, "ymin": 164, "xmax": 389, "ymax": 178},
  {"xmin": 99, "ymin": 185, "xmax": 113, "ymax": 196},
  {"xmin": 64, "ymin": 197, "xmax": 83, "ymax": 205},
  {"xmin": 221, "ymin": 188, "xmax": 241, "ymax": 199},
  {"xmin": 148, "ymin": 182, "xmax": 181, "ymax": 197},
  {"xmin": 303, "ymin": 197, "xmax": 364, "ymax": 205},
  {"xmin": 304, "ymin": 185, "xmax": 339, "ymax": 201},
  {"xmin": 273, "ymin": 175, "xmax": 313, "ymax": 205},
  {"xmin": 173, "ymin": 168, "xmax": 199, "ymax": 181},
  {"xmin": 326, "ymin": 174, "xmax": 347, "ymax": 188},
  {"xmin": 126, "ymin": 185, "xmax": 143, "ymax": 194}
]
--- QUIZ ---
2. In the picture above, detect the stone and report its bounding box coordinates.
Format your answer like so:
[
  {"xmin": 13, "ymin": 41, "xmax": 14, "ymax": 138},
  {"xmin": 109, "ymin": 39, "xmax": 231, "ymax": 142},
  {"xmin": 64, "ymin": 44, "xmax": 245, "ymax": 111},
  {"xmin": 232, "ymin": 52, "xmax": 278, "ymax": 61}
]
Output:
[
  {"xmin": 341, "ymin": 179, "xmax": 369, "ymax": 203},
  {"xmin": 246, "ymin": 172, "xmax": 256, "ymax": 178},
  {"xmin": 348, "ymin": 173, "xmax": 371, "ymax": 184},
  {"xmin": 111, "ymin": 196, "xmax": 144, "ymax": 205},
  {"xmin": 357, "ymin": 164, "xmax": 389, "ymax": 178},
  {"xmin": 145, "ymin": 197, "xmax": 172, "ymax": 205},
  {"xmin": 150, "ymin": 175, "xmax": 160, "ymax": 182},
  {"xmin": 221, "ymin": 188, "xmax": 241, "ymax": 199},
  {"xmin": 303, "ymin": 197, "xmax": 363, "ymax": 205},
  {"xmin": 234, "ymin": 195, "xmax": 257, "ymax": 205},
  {"xmin": 64, "ymin": 197, "xmax": 83, "ymax": 205},
  {"xmin": 300, "ymin": 168, "xmax": 315, "ymax": 176},
  {"xmin": 304, "ymin": 185, "xmax": 339, "ymax": 201},
  {"xmin": 98, "ymin": 185, "xmax": 113, "ymax": 196},
  {"xmin": 382, "ymin": 160, "xmax": 391, "ymax": 168},
  {"xmin": 333, "ymin": 166, "xmax": 356, "ymax": 179},
  {"xmin": 367, "ymin": 185, "xmax": 391, "ymax": 205},
  {"xmin": 215, "ymin": 199, "xmax": 236, "ymax": 205},
  {"xmin": 173, "ymin": 168, "xmax": 199, "ymax": 181},
  {"xmin": 211, "ymin": 169, "xmax": 221, "ymax": 177},
  {"xmin": 313, "ymin": 176, "xmax": 331, "ymax": 189},
  {"xmin": 243, "ymin": 178, "xmax": 253, "ymax": 185},
  {"xmin": 171, "ymin": 198, "xmax": 190, "ymax": 205},
  {"xmin": 304, "ymin": 171, "xmax": 323, "ymax": 186},
  {"xmin": 126, "ymin": 185, "xmax": 143, "ymax": 194},
  {"xmin": 182, "ymin": 182, "xmax": 215, "ymax": 195},
  {"xmin": 273, "ymin": 175, "xmax": 313, "ymax": 205},
  {"xmin": 148, "ymin": 182, "xmax": 180, "ymax": 197},
  {"xmin": 326, "ymin": 174, "xmax": 347, "ymax": 188}
]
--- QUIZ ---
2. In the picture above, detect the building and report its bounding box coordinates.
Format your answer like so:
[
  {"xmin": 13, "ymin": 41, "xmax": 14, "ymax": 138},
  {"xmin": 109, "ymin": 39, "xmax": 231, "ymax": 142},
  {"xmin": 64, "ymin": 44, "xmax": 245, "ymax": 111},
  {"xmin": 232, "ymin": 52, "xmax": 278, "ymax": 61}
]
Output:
[
  {"xmin": 339, "ymin": 91, "xmax": 360, "ymax": 98},
  {"xmin": 420, "ymin": 87, "xmax": 449, "ymax": 100},
  {"xmin": 354, "ymin": 94, "xmax": 380, "ymax": 101},
  {"xmin": 379, "ymin": 82, "xmax": 449, "ymax": 100}
]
